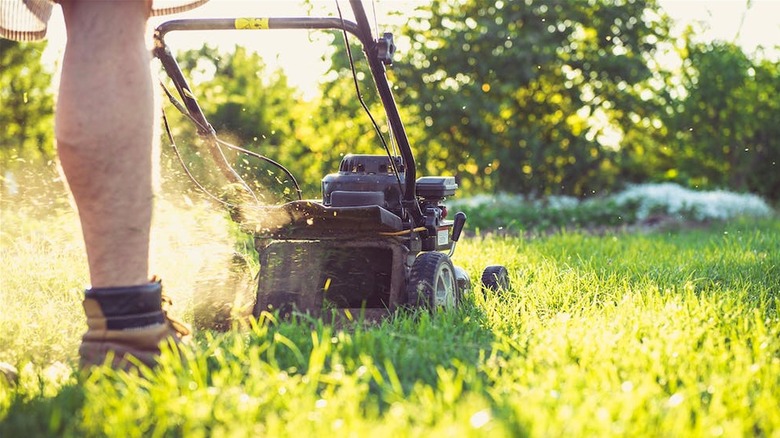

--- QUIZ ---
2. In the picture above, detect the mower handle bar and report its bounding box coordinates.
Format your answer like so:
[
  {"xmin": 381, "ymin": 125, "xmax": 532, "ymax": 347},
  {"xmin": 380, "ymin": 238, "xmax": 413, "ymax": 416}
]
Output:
[{"xmin": 153, "ymin": 1, "xmax": 423, "ymax": 223}]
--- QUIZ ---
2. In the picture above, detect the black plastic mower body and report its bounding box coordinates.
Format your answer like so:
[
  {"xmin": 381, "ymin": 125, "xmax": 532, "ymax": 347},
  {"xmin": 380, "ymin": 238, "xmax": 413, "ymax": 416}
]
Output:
[{"xmin": 251, "ymin": 153, "xmax": 460, "ymax": 318}]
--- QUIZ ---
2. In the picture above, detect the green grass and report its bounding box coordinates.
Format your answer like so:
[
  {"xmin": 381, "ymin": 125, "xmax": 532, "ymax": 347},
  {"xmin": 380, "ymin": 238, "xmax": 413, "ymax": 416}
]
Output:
[{"xmin": 1, "ymin": 199, "xmax": 778, "ymax": 437}]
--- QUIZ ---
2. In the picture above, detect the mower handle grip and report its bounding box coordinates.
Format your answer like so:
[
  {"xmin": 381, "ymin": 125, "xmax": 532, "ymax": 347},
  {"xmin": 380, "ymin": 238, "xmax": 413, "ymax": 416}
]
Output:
[{"xmin": 452, "ymin": 212, "xmax": 467, "ymax": 242}]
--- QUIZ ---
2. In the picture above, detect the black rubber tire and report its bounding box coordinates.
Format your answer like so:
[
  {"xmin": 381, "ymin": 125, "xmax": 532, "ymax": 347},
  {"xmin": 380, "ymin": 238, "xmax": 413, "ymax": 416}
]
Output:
[
  {"xmin": 481, "ymin": 265, "xmax": 510, "ymax": 292},
  {"xmin": 406, "ymin": 252, "xmax": 460, "ymax": 311}
]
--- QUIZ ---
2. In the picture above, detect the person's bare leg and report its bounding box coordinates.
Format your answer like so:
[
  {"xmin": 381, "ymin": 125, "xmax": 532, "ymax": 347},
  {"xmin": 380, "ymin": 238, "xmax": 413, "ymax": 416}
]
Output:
[
  {"xmin": 55, "ymin": 1, "xmax": 190, "ymax": 370},
  {"xmin": 56, "ymin": 0, "xmax": 153, "ymax": 288}
]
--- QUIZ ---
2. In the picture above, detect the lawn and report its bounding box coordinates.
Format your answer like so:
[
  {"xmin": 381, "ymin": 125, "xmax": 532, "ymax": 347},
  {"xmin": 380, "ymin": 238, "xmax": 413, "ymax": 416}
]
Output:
[{"xmin": 1, "ymin": 196, "xmax": 778, "ymax": 436}]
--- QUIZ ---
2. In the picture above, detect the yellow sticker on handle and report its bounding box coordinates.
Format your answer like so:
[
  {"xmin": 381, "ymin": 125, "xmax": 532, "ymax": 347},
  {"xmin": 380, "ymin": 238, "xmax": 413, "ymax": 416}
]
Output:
[{"xmin": 234, "ymin": 18, "xmax": 269, "ymax": 30}]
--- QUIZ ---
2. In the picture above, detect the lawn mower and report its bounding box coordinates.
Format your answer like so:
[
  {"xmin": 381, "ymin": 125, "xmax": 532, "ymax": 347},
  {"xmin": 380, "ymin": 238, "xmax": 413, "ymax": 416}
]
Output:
[{"xmin": 153, "ymin": 0, "xmax": 509, "ymax": 321}]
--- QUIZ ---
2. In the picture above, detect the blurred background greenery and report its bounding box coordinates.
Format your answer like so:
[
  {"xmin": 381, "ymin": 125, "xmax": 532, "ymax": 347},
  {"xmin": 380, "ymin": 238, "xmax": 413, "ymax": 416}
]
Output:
[{"xmin": 1, "ymin": 0, "xmax": 778, "ymax": 204}]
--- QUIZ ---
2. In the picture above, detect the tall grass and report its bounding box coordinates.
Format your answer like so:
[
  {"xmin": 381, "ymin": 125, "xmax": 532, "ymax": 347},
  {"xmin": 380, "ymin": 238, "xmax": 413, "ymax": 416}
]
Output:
[{"xmin": 1, "ymin": 193, "xmax": 778, "ymax": 436}]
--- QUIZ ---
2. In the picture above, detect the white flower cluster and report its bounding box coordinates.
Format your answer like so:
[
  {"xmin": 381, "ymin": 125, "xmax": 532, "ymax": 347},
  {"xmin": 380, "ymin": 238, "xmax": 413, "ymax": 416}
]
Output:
[
  {"xmin": 610, "ymin": 183, "xmax": 774, "ymax": 221},
  {"xmin": 452, "ymin": 193, "xmax": 582, "ymax": 211},
  {"xmin": 451, "ymin": 192, "xmax": 526, "ymax": 209},
  {"xmin": 450, "ymin": 183, "xmax": 775, "ymax": 222}
]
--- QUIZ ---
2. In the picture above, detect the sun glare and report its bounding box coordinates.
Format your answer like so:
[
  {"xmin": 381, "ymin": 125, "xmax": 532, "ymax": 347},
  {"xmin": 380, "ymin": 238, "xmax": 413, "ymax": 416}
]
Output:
[{"xmin": 660, "ymin": 0, "xmax": 780, "ymax": 58}]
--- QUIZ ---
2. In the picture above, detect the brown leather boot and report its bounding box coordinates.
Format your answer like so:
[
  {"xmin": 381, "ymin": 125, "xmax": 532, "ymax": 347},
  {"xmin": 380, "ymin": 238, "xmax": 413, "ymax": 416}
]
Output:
[{"xmin": 79, "ymin": 278, "xmax": 191, "ymax": 370}]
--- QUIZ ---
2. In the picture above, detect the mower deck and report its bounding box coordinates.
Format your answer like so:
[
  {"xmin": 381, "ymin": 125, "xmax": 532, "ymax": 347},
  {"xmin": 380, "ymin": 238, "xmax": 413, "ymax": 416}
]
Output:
[
  {"xmin": 252, "ymin": 201, "xmax": 404, "ymax": 238},
  {"xmin": 254, "ymin": 234, "xmax": 409, "ymax": 318}
]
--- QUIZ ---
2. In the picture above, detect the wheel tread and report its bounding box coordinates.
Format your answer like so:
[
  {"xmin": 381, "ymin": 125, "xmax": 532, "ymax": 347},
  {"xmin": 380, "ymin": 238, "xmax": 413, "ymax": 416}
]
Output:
[
  {"xmin": 406, "ymin": 252, "xmax": 458, "ymax": 310},
  {"xmin": 481, "ymin": 265, "xmax": 509, "ymax": 292}
]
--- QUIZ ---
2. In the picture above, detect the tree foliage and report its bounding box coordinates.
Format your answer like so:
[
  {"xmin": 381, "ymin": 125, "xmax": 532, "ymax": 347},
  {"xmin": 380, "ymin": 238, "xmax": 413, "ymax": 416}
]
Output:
[
  {"xmin": 387, "ymin": 0, "xmax": 671, "ymax": 196},
  {"xmin": 663, "ymin": 39, "xmax": 780, "ymax": 201},
  {"xmin": 164, "ymin": 39, "xmax": 402, "ymax": 199},
  {"xmin": 161, "ymin": 44, "xmax": 312, "ymax": 201},
  {"xmin": 2, "ymin": 2, "xmax": 778, "ymax": 203},
  {"xmin": 0, "ymin": 40, "xmax": 54, "ymax": 168}
]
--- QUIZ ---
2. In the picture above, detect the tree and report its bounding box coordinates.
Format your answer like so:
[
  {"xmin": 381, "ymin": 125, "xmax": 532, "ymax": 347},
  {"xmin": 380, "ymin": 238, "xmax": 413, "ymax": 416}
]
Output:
[
  {"xmin": 0, "ymin": 40, "xmax": 55, "ymax": 168},
  {"xmin": 379, "ymin": 0, "xmax": 672, "ymax": 196},
  {"xmin": 306, "ymin": 38, "xmax": 403, "ymax": 183},
  {"xmin": 665, "ymin": 39, "xmax": 780, "ymax": 200},
  {"xmin": 160, "ymin": 44, "xmax": 309, "ymax": 201}
]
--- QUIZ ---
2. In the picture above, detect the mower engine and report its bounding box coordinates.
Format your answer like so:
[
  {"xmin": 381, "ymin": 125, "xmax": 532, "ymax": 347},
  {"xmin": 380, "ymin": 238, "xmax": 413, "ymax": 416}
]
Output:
[
  {"xmin": 322, "ymin": 154, "xmax": 405, "ymax": 215},
  {"xmin": 323, "ymin": 154, "xmax": 458, "ymax": 251}
]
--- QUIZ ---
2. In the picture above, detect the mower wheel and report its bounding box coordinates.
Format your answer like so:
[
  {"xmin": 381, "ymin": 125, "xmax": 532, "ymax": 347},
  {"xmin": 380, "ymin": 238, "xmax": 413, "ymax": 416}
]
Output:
[
  {"xmin": 481, "ymin": 265, "xmax": 510, "ymax": 292},
  {"xmin": 454, "ymin": 265, "xmax": 472, "ymax": 297},
  {"xmin": 407, "ymin": 252, "xmax": 460, "ymax": 311}
]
